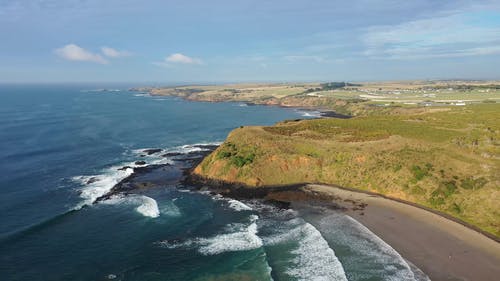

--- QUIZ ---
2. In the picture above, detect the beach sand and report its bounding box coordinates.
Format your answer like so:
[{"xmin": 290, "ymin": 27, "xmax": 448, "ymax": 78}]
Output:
[{"xmin": 303, "ymin": 184, "xmax": 500, "ymax": 281}]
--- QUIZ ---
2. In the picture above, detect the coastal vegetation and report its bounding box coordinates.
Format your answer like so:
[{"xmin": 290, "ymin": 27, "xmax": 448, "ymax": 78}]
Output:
[
  {"xmin": 133, "ymin": 80, "xmax": 500, "ymax": 116},
  {"xmin": 194, "ymin": 104, "xmax": 500, "ymax": 237}
]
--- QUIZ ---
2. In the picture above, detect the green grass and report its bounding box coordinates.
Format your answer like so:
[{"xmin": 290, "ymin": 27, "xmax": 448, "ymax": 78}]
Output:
[
  {"xmin": 267, "ymin": 117, "xmax": 455, "ymax": 142},
  {"xmin": 195, "ymin": 104, "xmax": 500, "ymax": 237},
  {"xmin": 215, "ymin": 142, "xmax": 257, "ymax": 167}
]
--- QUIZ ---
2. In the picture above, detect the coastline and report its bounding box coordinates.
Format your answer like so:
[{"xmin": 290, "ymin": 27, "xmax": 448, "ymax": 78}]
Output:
[
  {"xmin": 186, "ymin": 172, "xmax": 500, "ymax": 281},
  {"xmin": 93, "ymin": 139, "xmax": 499, "ymax": 280},
  {"xmin": 302, "ymin": 184, "xmax": 500, "ymax": 281},
  {"xmin": 128, "ymin": 92, "xmax": 500, "ymax": 279},
  {"xmin": 132, "ymin": 88, "xmax": 354, "ymax": 118}
]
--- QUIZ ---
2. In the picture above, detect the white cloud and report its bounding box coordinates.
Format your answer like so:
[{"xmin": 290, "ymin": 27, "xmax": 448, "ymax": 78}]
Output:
[
  {"xmin": 165, "ymin": 53, "xmax": 202, "ymax": 64},
  {"xmin": 364, "ymin": 15, "xmax": 500, "ymax": 47},
  {"xmin": 361, "ymin": 12, "xmax": 500, "ymax": 60},
  {"xmin": 153, "ymin": 53, "xmax": 203, "ymax": 67},
  {"xmin": 101, "ymin": 46, "xmax": 132, "ymax": 58},
  {"xmin": 54, "ymin": 44, "xmax": 108, "ymax": 64}
]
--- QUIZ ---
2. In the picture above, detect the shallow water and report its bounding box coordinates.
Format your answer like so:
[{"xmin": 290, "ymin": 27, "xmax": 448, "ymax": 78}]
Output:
[{"xmin": 0, "ymin": 84, "xmax": 429, "ymax": 280}]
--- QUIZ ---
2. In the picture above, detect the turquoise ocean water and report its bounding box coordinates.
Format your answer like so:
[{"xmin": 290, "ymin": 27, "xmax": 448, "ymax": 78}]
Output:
[{"xmin": 0, "ymin": 84, "xmax": 428, "ymax": 281}]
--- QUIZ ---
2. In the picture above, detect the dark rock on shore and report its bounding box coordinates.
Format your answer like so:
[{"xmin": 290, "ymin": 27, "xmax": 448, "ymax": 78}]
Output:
[
  {"xmin": 161, "ymin": 145, "xmax": 219, "ymax": 158},
  {"xmin": 95, "ymin": 145, "xmax": 220, "ymax": 203},
  {"xmin": 320, "ymin": 111, "xmax": 351, "ymax": 119},
  {"xmin": 94, "ymin": 143, "xmax": 342, "ymax": 211},
  {"xmin": 162, "ymin": 152, "xmax": 183, "ymax": 157},
  {"xmin": 143, "ymin": 148, "xmax": 162, "ymax": 155},
  {"xmin": 183, "ymin": 174, "xmax": 345, "ymax": 209},
  {"xmin": 86, "ymin": 177, "xmax": 99, "ymax": 185},
  {"xmin": 192, "ymin": 144, "xmax": 219, "ymax": 151},
  {"xmin": 117, "ymin": 166, "xmax": 133, "ymax": 171},
  {"xmin": 97, "ymin": 164, "xmax": 181, "ymax": 202}
]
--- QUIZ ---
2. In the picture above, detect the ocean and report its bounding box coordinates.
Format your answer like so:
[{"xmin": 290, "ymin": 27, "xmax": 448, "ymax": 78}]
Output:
[{"xmin": 0, "ymin": 84, "xmax": 428, "ymax": 281}]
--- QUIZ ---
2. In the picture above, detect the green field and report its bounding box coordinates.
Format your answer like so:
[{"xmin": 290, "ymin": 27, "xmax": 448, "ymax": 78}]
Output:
[
  {"xmin": 194, "ymin": 104, "xmax": 500, "ymax": 236},
  {"xmin": 137, "ymin": 81, "xmax": 500, "ymax": 118}
]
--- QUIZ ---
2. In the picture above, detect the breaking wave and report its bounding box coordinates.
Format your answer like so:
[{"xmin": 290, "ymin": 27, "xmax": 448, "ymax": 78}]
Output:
[
  {"xmin": 315, "ymin": 213, "xmax": 421, "ymax": 281},
  {"xmin": 135, "ymin": 196, "xmax": 160, "ymax": 218},
  {"xmin": 168, "ymin": 142, "xmax": 222, "ymax": 154},
  {"xmin": 73, "ymin": 142, "xmax": 220, "ymax": 210},
  {"xmin": 227, "ymin": 199, "xmax": 253, "ymax": 211},
  {"xmin": 296, "ymin": 110, "xmax": 322, "ymax": 118},
  {"xmin": 158, "ymin": 215, "xmax": 263, "ymax": 255},
  {"xmin": 131, "ymin": 142, "xmax": 221, "ymax": 158},
  {"xmin": 72, "ymin": 165, "xmax": 135, "ymax": 208},
  {"xmin": 102, "ymin": 194, "xmax": 160, "ymax": 218},
  {"xmin": 261, "ymin": 216, "xmax": 348, "ymax": 281}
]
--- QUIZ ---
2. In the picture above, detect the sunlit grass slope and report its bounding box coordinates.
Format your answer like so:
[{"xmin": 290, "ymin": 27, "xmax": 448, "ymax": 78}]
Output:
[{"xmin": 194, "ymin": 104, "xmax": 500, "ymax": 236}]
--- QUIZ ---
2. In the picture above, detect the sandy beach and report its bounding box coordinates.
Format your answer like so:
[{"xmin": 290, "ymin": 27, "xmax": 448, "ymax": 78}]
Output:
[{"xmin": 302, "ymin": 184, "xmax": 500, "ymax": 281}]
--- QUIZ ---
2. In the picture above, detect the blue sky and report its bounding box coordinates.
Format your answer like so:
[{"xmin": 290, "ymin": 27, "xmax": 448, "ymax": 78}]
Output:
[{"xmin": 1, "ymin": 0, "xmax": 500, "ymax": 83}]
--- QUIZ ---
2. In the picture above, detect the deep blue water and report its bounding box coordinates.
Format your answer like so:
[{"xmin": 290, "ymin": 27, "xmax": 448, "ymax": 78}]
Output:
[{"xmin": 0, "ymin": 85, "xmax": 428, "ymax": 281}]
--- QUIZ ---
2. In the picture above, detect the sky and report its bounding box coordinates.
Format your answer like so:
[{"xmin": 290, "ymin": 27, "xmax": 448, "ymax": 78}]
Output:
[{"xmin": 1, "ymin": 0, "xmax": 500, "ymax": 83}]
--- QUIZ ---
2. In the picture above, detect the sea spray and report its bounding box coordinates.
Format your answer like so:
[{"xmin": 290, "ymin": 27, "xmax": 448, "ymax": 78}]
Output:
[
  {"xmin": 259, "ymin": 215, "xmax": 348, "ymax": 281},
  {"xmin": 73, "ymin": 165, "xmax": 135, "ymax": 208},
  {"xmin": 305, "ymin": 210, "xmax": 421, "ymax": 281},
  {"xmin": 73, "ymin": 142, "xmax": 219, "ymax": 211},
  {"xmin": 135, "ymin": 196, "xmax": 160, "ymax": 218},
  {"xmin": 158, "ymin": 215, "xmax": 263, "ymax": 255},
  {"xmin": 101, "ymin": 194, "xmax": 161, "ymax": 218}
]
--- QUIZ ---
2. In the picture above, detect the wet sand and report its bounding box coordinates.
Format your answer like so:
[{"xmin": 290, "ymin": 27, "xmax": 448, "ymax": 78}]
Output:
[{"xmin": 305, "ymin": 184, "xmax": 500, "ymax": 281}]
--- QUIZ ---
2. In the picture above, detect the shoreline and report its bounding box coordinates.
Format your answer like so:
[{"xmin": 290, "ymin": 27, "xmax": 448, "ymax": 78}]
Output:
[
  {"xmin": 187, "ymin": 174, "xmax": 499, "ymax": 243},
  {"xmin": 95, "ymin": 143, "xmax": 499, "ymax": 280},
  {"xmin": 303, "ymin": 184, "xmax": 500, "ymax": 281},
  {"xmin": 134, "ymin": 88, "xmax": 353, "ymax": 118},
  {"xmin": 186, "ymin": 174, "xmax": 500, "ymax": 280}
]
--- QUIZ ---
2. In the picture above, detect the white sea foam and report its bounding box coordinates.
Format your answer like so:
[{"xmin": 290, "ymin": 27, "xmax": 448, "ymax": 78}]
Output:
[
  {"xmin": 259, "ymin": 215, "xmax": 347, "ymax": 281},
  {"xmin": 198, "ymin": 220, "xmax": 262, "ymax": 255},
  {"xmin": 159, "ymin": 200, "xmax": 181, "ymax": 217},
  {"xmin": 135, "ymin": 196, "xmax": 160, "ymax": 218},
  {"xmin": 148, "ymin": 157, "xmax": 174, "ymax": 165},
  {"xmin": 72, "ymin": 160, "xmax": 164, "ymax": 218},
  {"xmin": 287, "ymin": 222, "xmax": 348, "ymax": 281},
  {"xmin": 73, "ymin": 164, "xmax": 135, "ymax": 208},
  {"xmin": 172, "ymin": 142, "xmax": 222, "ymax": 154},
  {"xmin": 316, "ymin": 214, "xmax": 419, "ymax": 281},
  {"xmin": 406, "ymin": 260, "xmax": 431, "ymax": 281},
  {"xmin": 131, "ymin": 147, "xmax": 163, "ymax": 156},
  {"xmin": 101, "ymin": 194, "xmax": 161, "ymax": 218},
  {"xmin": 132, "ymin": 142, "xmax": 221, "ymax": 158},
  {"xmin": 72, "ymin": 141, "xmax": 219, "ymax": 214},
  {"xmin": 246, "ymin": 201, "xmax": 298, "ymax": 218},
  {"xmin": 226, "ymin": 199, "xmax": 253, "ymax": 211},
  {"xmin": 176, "ymin": 145, "xmax": 203, "ymax": 154},
  {"xmin": 159, "ymin": 215, "xmax": 263, "ymax": 255},
  {"xmin": 208, "ymin": 194, "xmax": 253, "ymax": 211},
  {"xmin": 297, "ymin": 110, "xmax": 322, "ymax": 118}
]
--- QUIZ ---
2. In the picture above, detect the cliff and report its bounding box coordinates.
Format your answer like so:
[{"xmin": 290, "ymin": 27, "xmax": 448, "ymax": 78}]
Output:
[{"xmin": 193, "ymin": 104, "xmax": 500, "ymax": 237}]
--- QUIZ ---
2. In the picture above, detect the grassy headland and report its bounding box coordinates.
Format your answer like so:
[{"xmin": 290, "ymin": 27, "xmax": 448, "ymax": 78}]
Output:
[
  {"xmin": 193, "ymin": 103, "xmax": 500, "ymax": 237},
  {"xmin": 133, "ymin": 80, "xmax": 500, "ymax": 116}
]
